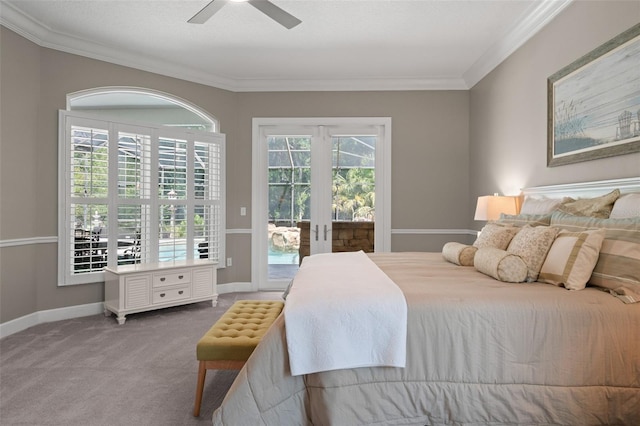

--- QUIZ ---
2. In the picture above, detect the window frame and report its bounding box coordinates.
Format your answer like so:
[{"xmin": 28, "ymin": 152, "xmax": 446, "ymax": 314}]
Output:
[{"xmin": 58, "ymin": 110, "xmax": 225, "ymax": 286}]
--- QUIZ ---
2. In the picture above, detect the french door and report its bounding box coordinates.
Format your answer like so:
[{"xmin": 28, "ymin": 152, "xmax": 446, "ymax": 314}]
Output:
[{"xmin": 252, "ymin": 118, "xmax": 391, "ymax": 290}]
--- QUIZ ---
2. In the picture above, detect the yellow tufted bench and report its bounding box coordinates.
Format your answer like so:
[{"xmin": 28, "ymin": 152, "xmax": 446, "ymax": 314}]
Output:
[{"xmin": 193, "ymin": 299, "xmax": 284, "ymax": 417}]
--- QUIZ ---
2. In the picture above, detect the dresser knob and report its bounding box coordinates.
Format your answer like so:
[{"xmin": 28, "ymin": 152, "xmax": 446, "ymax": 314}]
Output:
[
  {"xmin": 160, "ymin": 277, "xmax": 166, "ymax": 282},
  {"xmin": 178, "ymin": 290, "xmax": 184, "ymax": 295},
  {"xmin": 178, "ymin": 275, "xmax": 184, "ymax": 279},
  {"xmin": 160, "ymin": 293, "xmax": 165, "ymax": 297}
]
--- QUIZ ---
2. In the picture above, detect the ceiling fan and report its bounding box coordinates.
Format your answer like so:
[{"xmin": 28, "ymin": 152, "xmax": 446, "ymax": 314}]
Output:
[{"xmin": 188, "ymin": 0, "xmax": 302, "ymax": 29}]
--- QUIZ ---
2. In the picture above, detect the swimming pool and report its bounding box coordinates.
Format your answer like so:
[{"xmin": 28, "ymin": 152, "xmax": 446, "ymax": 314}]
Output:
[
  {"xmin": 155, "ymin": 241, "xmax": 299, "ymax": 265},
  {"xmin": 269, "ymin": 248, "xmax": 299, "ymax": 265}
]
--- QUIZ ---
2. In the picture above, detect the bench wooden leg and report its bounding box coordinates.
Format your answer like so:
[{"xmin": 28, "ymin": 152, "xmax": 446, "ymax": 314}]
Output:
[
  {"xmin": 193, "ymin": 359, "xmax": 247, "ymax": 417},
  {"xmin": 193, "ymin": 361, "xmax": 207, "ymax": 417}
]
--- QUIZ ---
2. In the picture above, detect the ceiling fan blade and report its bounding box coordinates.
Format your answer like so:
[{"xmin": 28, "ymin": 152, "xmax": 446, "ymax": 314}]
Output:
[
  {"xmin": 188, "ymin": 0, "xmax": 229, "ymax": 24},
  {"xmin": 248, "ymin": 0, "xmax": 302, "ymax": 29}
]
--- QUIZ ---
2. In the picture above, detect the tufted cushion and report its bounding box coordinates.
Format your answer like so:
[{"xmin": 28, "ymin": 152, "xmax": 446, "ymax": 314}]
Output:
[
  {"xmin": 442, "ymin": 242, "xmax": 477, "ymax": 266},
  {"xmin": 197, "ymin": 300, "xmax": 284, "ymax": 361}
]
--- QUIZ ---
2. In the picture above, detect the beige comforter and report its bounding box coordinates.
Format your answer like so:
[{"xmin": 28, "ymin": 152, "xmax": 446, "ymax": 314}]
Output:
[{"xmin": 213, "ymin": 252, "xmax": 640, "ymax": 425}]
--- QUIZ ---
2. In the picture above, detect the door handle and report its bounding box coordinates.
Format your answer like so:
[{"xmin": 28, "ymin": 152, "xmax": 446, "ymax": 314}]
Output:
[
  {"xmin": 324, "ymin": 224, "xmax": 331, "ymax": 241},
  {"xmin": 312, "ymin": 224, "xmax": 319, "ymax": 241}
]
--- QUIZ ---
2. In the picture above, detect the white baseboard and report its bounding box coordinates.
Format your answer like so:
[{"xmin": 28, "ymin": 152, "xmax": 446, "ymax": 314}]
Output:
[
  {"xmin": 0, "ymin": 302, "xmax": 104, "ymax": 339},
  {"xmin": 216, "ymin": 282, "xmax": 254, "ymax": 294},
  {"xmin": 0, "ymin": 283, "xmax": 262, "ymax": 339}
]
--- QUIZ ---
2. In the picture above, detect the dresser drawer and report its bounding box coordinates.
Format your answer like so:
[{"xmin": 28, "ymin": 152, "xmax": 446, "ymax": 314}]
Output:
[
  {"xmin": 153, "ymin": 270, "xmax": 191, "ymax": 288},
  {"xmin": 104, "ymin": 261, "xmax": 217, "ymax": 325},
  {"xmin": 152, "ymin": 285, "xmax": 191, "ymax": 304}
]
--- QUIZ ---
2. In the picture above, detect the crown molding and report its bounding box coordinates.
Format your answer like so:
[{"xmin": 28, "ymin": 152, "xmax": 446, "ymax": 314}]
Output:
[
  {"xmin": 231, "ymin": 76, "xmax": 469, "ymax": 92},
  {"xmin": 1, "ymin": 0, "xmax": 570, "ymax": 92},
  {"xmin": 463, "ymin": 0, "xmax": 573, "ymax": 88}
]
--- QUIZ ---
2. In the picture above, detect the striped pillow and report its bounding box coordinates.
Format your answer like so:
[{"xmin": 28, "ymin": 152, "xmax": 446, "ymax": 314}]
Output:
[
  {"xmin": 497, "ymin": 213, "xmax": 551, "ymax": 227},
  {"xmin": 550, "ymin": 211, "xmax": 640, "ymax": 303},
  {"xmin": 538, "ymin": 229, "xmax": 605, "ymax": 291}
]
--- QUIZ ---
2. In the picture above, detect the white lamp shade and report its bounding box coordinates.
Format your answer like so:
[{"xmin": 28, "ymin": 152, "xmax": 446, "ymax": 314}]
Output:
[{"xmin": 474, "ymin": 195, "xmax": 519, "ymax": 221}]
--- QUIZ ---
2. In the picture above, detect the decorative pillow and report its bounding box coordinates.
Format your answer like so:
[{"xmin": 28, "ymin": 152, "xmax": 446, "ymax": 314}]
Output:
[
  {"xmin": 550, "ymin": 211, "xmax": 640, "ymax": 303},
  {"xmin": 472, "ymin": 223, "xmax": 519, "ymax": 250},
  {"xmin": 610, "ymin": 193, "xmax": 640, "ymax": 218},
  {"xmin": 442, "ymin": 242, "xmax": 477, "ymax": 266},
  {"xmin": 520, "ymin": 197, "xmax": 568, "ymax": 215},
  {"xmin": 497, "ymin": 213, "xmax": 551, "ymax": 227},
  {"xmin": 506, "ymin": 225, "xmax": 559, "ymax": 282},
  {"xmin": 474, "ymin": 247, "xmax": 528, "ymax": 283},
  {"xmin": 556, "ymin": 189, "xmax": 620, "ymax": 218},
  {"xmin": 538, "ymin": 229, "xmax": 606, "ymax": 290}
]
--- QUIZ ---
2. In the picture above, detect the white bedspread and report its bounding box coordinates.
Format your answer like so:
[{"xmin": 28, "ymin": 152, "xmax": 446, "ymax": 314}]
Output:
[{"xmin": 284, "ymin": 250, "xmax": 407, "ymax": 376}]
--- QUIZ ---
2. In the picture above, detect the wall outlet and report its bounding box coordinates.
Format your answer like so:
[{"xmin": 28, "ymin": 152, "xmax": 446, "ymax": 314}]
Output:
[
  {"xmin": 226, "ymin": 257, "xmax": 232, "ymax": 267},
  {"xmin": 240, "ymin": 207, "xmax": 247, "ymax": 216}
]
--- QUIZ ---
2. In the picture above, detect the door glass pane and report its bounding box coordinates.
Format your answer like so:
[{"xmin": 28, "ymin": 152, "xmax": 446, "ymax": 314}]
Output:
[
  {"xmin": 331, "ymin": 136, "xmax": 376, "ymax": 253},
  {"xmin": 267, "ymin": 136, "xmax": 310, "ymax": 280}
]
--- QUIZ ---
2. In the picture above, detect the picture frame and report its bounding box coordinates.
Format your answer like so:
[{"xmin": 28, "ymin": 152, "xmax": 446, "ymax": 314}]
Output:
[{"xmin": 547, "ymin": 23, "xmax": 640, "ymax": 167}]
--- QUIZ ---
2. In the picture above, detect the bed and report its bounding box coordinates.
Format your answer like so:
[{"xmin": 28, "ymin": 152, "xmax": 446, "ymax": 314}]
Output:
[{"xmin": 212, "ymin": 178, "xmax": 640, "ymax": 425}]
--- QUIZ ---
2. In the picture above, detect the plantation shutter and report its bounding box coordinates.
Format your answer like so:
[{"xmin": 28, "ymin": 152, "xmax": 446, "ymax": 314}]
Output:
[{"xmin": 58, "ymin": 111, "xmax": 225, "ymax": 286}]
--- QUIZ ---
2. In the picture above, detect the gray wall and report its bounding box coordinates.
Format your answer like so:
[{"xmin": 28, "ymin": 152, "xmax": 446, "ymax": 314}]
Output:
[
  {"xmin": 469, "ymin": 0, "xmax": 640, "ymax": 222},
  {"xmin": 0, "ymin": 28, "xmax": 470, "ymax": 323},
  {"xmin": 0, "ymin": 27, "xmax": 237, "ymax": 322},
  {"xmin": 1, "ymin": 0, "xmax": 639, "ymax": 324}
]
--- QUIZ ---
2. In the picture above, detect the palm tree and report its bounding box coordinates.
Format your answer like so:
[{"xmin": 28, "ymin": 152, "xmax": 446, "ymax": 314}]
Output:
[{"xmin": 332, "ymin": 167, "xmax": 375, "ymax": 221}]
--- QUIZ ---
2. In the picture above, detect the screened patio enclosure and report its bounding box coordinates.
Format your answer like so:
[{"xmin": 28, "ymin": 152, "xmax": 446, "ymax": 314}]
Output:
[{"xmin": 267, "ymin": 134, "xmax": 376, "ymax": 278}]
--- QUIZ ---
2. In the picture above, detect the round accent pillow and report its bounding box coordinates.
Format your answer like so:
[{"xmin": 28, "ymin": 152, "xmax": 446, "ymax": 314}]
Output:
[
  {"xmin": 442, "ymin": 242, "xmax": 477, "ymax": 266},
  {"xmin": 474, "ymin": 247, "xmax": 528, "ymax": 283}
]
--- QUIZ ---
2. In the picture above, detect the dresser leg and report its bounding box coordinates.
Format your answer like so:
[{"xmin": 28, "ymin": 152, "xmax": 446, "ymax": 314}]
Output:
[{"xmin": 116, "ymin": 314, "xmax": 126, "ymax": 325}]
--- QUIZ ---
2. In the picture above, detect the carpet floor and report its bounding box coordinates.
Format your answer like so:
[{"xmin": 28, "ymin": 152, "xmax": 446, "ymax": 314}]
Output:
[{"xmin": 0, "ymin": 291, "xmax": 283, "ymax": 426}]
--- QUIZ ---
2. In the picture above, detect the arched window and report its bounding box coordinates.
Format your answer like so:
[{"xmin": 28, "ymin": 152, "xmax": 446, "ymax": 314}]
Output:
[
  {"xmin": 67, "ymin": 87, "xmax": 218, "ymax": 131},
  {"xmin": 58, "ymin": 88, "xmax": 225, "ymax": 286}
]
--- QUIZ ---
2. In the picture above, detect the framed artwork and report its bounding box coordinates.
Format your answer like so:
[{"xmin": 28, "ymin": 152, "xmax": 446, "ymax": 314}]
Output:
[{"xmin": 547, "ymin": 23, "xmax": 640, "ymax": 167}]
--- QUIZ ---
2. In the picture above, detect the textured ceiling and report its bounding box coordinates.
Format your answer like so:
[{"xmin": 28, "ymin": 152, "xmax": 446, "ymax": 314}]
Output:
[{"xmin": 0, "ymin": 0, "xmax": 572, "ymax": 91}]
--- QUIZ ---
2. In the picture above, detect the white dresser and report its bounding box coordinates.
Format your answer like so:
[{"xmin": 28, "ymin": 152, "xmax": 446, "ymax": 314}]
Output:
[{"xmin": 104, "ymin": 260, "xmax": 217, "ymax": 324}]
